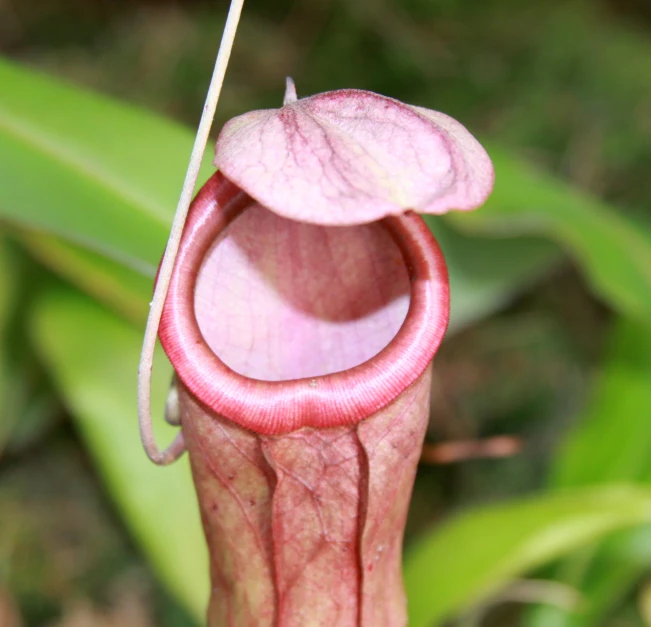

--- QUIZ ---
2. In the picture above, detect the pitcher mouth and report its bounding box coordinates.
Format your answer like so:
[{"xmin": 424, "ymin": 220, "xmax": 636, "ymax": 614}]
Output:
[{"xmin": 159, "ymin": 172, "xmax": 450, "ymax": 435}]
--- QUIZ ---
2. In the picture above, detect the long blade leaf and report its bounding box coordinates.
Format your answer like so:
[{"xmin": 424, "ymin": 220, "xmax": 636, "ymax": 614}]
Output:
[{"xmin": 29, "ymin": 285, "xmax": 209, "ymax": 620}]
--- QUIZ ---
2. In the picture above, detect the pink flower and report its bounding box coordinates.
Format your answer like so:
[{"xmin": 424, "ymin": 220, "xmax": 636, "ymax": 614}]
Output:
[{"xmin": 158, "ymin": 82, "xmax": 493, "ymax": 627}]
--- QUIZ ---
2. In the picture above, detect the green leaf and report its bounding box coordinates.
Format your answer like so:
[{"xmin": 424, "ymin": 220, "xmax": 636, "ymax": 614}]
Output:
[
  {"xmin": 525, "ymin": 533, "xmax": 649, "ymax": 627},
  {"xmin": 28, "ymin": 285, "xmax": 208, "ymax": 620},
  {"xmin": 0, "ymin": 235, "xmax": 60, "ymax": 456},
  {"xmin": 0, "ymin": 56, "xmax": 212, "ymax": 273},
  {"xmin": 553, "ymin": 319, "xmax": 651, "ymax": 488},
  {"xmin": 19, "ymin": 230, "xmax": 151, "ymax": 324},
  {"xmin": 426, "ymin": 217, "xmax": 560, "ymax": 333},
  {"xmin": 404, "ymin": 486, "xmax": 651, "ymax": 627},
  {"xmin": 447, "ymin": 146, "xmax": 651, "ymax": 322},
  {"xmin": 524, "ymin": 319, "xmax": 651, "ymax": 627}
]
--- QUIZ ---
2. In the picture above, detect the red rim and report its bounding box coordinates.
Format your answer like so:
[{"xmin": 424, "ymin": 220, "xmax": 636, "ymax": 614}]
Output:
[{"xmin": 159, "ymin": 171, "xmax": 450, "ymax": 435}]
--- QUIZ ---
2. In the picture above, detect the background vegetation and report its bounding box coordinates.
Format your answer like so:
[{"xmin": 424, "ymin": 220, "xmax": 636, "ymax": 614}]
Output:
[{"xmin": 1, "ymin": 0, "xmax": 651, "ymax": 625}]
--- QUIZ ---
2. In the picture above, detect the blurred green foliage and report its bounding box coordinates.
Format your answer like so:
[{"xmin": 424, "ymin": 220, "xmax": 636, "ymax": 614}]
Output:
[{"xmin": 1, "ymin": 0, "xmax": 651, "ymax": 625}]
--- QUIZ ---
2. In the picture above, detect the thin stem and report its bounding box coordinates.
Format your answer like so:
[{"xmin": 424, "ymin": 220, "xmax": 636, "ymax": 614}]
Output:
[
  {"xmin": 137, "ymin": 0, "xmax": 246, "ymax": 465},
  {"xmin": 456, "ymin": 579, "xmax": 582, "ymax": 627}
]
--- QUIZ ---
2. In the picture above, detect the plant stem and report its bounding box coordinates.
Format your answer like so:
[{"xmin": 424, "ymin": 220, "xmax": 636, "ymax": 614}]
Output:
[{"xmin": 137, "ymin": 0, "xmax": 246, "ymax": 465}]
